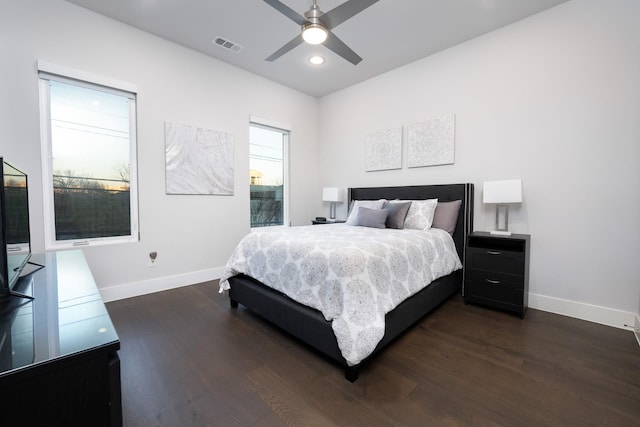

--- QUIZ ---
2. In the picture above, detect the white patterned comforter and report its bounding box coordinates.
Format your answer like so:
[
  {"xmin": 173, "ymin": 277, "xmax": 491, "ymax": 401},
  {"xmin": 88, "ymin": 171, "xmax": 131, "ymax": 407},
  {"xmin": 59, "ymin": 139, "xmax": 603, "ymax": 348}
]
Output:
[{"xmin": 219, "ymin": 224, "xmax": 462, "ymax": 366}]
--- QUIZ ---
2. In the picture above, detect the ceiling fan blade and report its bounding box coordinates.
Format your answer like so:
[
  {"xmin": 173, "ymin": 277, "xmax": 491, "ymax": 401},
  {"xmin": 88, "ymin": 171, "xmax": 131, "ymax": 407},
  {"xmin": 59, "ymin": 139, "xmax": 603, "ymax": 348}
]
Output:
[
  {"xmin": 321, "ymin": 0, "xmax": 379, "ymax": 29},
  {"xmin": 266, "ymin": 35, "xmax": 304, "ymax": 62},
  {"xmin": 324, "ymin": 31, "xmax": 362, "ymax": 65},
  {"xmin": 263, "ymin": 0, "xmax": 307, "ymax": 25}
]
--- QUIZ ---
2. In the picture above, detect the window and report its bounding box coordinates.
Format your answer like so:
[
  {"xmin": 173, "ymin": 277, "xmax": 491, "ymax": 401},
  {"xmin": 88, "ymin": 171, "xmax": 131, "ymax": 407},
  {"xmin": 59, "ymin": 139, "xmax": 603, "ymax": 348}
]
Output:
[
  {"xmin": 249, "ymin": 121, "xmax": 289, "ymax": 228},
  {"xmin": 38, "ymin": 65, "xmax": 138, "ymax": 249}
]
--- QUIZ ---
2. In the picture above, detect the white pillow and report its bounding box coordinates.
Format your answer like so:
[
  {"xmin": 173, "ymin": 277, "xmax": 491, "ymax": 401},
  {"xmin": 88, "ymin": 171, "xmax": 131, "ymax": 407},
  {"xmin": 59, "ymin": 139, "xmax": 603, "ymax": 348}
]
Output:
[
  {"xmin": 394, "ymin": 198, "xmax": 438, "ymax": 230},
  {"xmin": 345, "ymin": 199, "xmax": 386, "ymax": 225}
]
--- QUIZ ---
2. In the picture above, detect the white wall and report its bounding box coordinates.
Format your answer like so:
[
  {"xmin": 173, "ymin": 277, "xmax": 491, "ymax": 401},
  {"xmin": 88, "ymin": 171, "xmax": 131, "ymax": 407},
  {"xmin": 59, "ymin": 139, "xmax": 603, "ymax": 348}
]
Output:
[
  {"xmin": 318, "ymin": 0, "xmax": 640, "ymax": 328},
  {"xmin": 0, "ymin": 0, "xmax": 321, "ymax": 300}
]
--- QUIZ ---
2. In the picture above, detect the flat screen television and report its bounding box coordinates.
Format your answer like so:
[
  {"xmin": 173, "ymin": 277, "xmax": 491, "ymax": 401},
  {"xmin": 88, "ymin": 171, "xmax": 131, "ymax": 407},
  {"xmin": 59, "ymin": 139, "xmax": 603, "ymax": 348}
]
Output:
[{"xmin": 0, "ymin": 158, "xmax": 31, "ymax": 302}]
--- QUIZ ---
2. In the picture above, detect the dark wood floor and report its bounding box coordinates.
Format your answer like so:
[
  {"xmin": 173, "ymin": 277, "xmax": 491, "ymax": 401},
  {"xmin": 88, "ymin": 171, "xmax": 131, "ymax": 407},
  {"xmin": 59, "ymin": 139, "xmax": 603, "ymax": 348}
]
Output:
[{"xmin": 106, "ymin": 281, "xmax": 640, "ymax": 427}]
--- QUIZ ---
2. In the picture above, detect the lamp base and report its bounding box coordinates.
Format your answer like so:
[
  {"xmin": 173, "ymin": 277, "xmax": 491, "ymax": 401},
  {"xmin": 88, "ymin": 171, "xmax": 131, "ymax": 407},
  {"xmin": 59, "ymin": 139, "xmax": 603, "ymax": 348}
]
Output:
[
  {"xmin": 493, "ymin": 205, "xmax": 511, "ymax": 235},
  {"xmin": 329, "ymin": 202, "xmax": 337, "ymax": 220}
]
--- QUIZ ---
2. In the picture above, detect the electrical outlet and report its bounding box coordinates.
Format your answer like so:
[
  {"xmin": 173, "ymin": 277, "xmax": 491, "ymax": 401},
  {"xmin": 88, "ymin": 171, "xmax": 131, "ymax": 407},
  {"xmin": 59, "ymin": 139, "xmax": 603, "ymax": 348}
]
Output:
[{"xmin": 148, "ymin": 251, "xmax": 158, "ymax": 267}]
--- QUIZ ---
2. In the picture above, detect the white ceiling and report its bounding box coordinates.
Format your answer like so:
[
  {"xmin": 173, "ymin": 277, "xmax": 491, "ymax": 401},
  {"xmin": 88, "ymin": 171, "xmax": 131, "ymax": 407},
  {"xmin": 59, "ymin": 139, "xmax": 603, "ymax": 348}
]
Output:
[{"xmin": 65, "ymin": 0, "xmax": 569, "ymax": 97}]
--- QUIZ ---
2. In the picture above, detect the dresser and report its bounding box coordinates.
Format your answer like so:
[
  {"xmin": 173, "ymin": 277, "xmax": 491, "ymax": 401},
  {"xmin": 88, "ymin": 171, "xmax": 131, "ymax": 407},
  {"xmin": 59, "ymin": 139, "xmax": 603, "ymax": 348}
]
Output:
[
  {"xmin": 0, "ymin": 250, "xmax": 121, "ymax": 426},
  {"xmin": 464, "ymin": 231, "xmax": 530, "ymax": 318}
]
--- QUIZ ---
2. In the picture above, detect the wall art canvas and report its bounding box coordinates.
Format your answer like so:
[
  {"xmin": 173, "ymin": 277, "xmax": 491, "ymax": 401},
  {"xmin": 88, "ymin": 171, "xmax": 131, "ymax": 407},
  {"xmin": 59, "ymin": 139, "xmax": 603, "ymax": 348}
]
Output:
[
  {"xmin": 364, "ymin": 127, "xmax": 402, "ymax": 172},
  {"xmin": 165, "ymin": 122, "xmax": 234, "ymax": 195},
  {"xmin": 407, "ymin": 115, "xmax": 455, "ymax": 168}
]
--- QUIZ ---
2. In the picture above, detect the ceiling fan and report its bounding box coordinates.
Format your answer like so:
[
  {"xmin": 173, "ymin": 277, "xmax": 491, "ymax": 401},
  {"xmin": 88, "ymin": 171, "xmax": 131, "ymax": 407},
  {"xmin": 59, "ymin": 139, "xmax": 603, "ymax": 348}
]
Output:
[{"xmin": 263, "ymin": 0, "xmax": 379, "ymax": 65}]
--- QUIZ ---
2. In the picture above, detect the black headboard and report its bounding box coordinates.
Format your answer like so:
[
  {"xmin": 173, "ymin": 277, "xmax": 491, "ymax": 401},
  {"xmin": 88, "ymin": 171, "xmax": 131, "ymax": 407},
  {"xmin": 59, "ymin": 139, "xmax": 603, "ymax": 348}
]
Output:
[{"xmin": 348, "ymin": 183, "xmax": 474, "ymax": 262}]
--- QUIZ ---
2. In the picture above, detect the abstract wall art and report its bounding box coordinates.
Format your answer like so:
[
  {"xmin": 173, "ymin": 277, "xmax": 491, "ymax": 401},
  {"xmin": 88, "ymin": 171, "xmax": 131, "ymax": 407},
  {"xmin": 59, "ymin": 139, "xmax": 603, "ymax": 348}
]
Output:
[
  {"xmin": 364, "ymin": 127, "xmax": 402, "ymax": 172},
  {"xmin": 165, "ymin": 122, "xmax": 234, "ymax": 195},
  {"xmin": 407, "ymin": 114, "xmax": 455, "ymax": 168}
]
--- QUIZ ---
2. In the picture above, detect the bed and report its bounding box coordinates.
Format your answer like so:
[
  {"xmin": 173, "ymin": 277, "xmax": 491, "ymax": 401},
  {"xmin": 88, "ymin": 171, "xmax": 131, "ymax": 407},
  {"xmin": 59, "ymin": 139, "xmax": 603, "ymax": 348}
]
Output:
[{"xmin": 220, "ymin": 183, "xmax": 474, "ymax": 381}]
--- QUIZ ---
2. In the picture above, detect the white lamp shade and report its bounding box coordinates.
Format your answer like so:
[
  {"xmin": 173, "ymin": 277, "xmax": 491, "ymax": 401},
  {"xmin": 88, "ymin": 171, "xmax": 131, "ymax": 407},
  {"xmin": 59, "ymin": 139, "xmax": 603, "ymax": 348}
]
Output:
[
  {"xmin": 483, "ymin": 179, "xmax": 522, "ymax": 204},
  {"xmin": 322, "ymin": 187, "xmax": 343, "ymax": 202}
]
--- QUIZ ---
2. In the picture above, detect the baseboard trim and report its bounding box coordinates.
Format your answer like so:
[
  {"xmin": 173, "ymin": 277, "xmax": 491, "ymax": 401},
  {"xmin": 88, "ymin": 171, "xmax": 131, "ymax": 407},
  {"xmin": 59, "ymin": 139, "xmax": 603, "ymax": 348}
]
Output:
[
  {"xmin": 99, "ymin": 266, "xmax": 225, "ymax": 303},
  {"xmin": 529, "ymin": 292, "xmax": 636, "ymax": 331},
  {"xmin": 634, "ymin": 314, "xmax": 640, "ymax": 347}
]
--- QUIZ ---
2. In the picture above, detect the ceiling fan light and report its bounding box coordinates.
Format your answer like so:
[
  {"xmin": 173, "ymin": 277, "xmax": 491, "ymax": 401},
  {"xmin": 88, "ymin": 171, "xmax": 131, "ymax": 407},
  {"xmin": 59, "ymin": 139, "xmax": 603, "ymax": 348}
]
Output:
[{"xmin": 302, "ymin": 23, "xmax": 328, "ymax": 45}]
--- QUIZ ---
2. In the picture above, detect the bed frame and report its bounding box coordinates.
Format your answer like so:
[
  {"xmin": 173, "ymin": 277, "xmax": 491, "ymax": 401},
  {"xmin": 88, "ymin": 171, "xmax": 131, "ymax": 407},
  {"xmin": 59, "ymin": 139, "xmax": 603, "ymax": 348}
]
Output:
[{"xmin": 228, "ymin": 183, "xmax": 474, "ymax": 381}]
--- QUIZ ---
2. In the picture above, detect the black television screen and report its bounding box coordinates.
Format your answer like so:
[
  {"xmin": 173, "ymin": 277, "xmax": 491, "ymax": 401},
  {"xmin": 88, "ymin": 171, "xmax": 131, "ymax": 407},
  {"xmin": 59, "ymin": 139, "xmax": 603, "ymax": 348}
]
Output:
[{"xmin": 0, "ymin": 158, "xmax": 31, "ymax": 300}]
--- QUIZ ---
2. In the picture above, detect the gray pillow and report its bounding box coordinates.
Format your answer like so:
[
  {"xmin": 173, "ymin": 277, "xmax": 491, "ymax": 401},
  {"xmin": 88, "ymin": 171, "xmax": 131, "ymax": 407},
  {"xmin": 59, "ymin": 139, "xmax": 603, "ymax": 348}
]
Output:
[
  {"xmin": 345, "ymin": 199, "xmax": 386, "ymax": 225},
  {"xmin": 432, "ymin": 200, "xmax": 462, "ymax": 235},
  {"xmin": 353, "ymin": 207, "xmax": 388, "ymax": 229},
  {"xmin": 382, "ymin": 201, "xmax": 412, "ymax": 229}
]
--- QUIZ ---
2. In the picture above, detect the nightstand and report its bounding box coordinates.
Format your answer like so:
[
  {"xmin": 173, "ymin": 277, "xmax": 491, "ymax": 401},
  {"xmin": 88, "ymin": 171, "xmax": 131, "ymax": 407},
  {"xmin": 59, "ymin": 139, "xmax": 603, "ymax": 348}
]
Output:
[
  {"xmin": 311, "ymin": 219, "xmax": 345, "ymax": 225},
  {"xmin": 464, "ymin": 231, "xmax": 530, "ymax": 318}
]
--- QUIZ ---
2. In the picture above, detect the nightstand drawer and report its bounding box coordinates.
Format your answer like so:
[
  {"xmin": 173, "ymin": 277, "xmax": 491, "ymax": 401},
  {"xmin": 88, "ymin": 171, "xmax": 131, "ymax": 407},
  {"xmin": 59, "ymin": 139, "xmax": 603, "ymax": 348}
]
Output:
[
  {"xmin": 465, "ymin": 270, "xmax": 524, "ymax": 290},
  {"xmin": 467, "ymin": 247, "xmax": 525, "ymax": 277},
  {"xmin": 465, "ymin": 279, "xmax": 523, "ymax": 307}
]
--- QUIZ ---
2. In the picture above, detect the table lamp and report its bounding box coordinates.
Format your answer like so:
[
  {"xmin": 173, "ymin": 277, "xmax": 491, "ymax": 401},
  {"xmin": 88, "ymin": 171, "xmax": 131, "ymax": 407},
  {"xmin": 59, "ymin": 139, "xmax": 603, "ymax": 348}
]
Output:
[
  {"xmin": 322, "ymin": 187, "xmax": 343, "ymax": 220},
  {"xmin": 483, "ymin": 179, "xmax": 522, "ymax": 235}
]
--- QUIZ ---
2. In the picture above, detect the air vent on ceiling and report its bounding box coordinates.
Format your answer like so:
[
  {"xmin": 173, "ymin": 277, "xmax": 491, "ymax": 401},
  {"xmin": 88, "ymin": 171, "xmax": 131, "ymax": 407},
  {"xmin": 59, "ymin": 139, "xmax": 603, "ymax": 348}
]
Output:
[{"xmin": 212, "ymin": 36, "xmax": 244, "ymax": 54}]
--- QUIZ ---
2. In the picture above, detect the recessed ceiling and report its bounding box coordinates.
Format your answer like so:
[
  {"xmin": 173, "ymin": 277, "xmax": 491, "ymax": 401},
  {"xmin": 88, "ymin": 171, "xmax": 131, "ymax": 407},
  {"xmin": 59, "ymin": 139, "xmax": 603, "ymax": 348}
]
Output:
[{"xmin": 65, "ymin": 0, "xmax": 569, "ymax": 97}]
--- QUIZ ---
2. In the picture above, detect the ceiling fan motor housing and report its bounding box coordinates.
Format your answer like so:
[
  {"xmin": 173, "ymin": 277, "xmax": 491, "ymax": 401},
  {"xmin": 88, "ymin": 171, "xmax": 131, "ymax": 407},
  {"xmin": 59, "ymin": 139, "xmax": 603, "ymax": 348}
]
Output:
[
  {"xmin": 304, "ymin": 1, "xmax": 325, "ymax": 23},
  {"xmin": 302, "ymin": 2, "xmax": 327, "ymax": 44}
]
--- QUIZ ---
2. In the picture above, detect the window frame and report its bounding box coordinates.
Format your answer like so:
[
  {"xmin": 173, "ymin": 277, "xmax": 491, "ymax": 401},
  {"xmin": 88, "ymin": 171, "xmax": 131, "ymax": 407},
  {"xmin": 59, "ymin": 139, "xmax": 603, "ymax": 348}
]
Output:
[
  {"xmin": 38, "ymin": 62, "xmax": 139, "ymax": 249},
  {"xmin": 249, "ymin": 117, "xmax": 290, "ymax": 229}
]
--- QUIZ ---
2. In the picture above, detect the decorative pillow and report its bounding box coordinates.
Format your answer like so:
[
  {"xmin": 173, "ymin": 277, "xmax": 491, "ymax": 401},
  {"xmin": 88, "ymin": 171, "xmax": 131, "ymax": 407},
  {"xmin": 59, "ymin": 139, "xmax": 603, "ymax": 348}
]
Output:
[
  {"xmin": 353, "ymin": 207, "xmax": 388, "ymax": 229},
  {"xmin": 401, "ymin": 198, "xmax": 438, "ymax": 230},
  {"xmin": 432, "ymin": 200, "xmax": 462, "ymax": 235},
  {"xmin": 345, "ymin": 199, "xmax": 385, "ymax": 225},
  {"xmin": 382, "ymin": 201, "xmax": 412, "ymax": 229}
]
